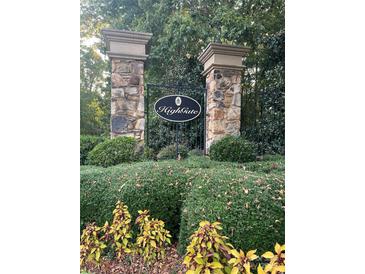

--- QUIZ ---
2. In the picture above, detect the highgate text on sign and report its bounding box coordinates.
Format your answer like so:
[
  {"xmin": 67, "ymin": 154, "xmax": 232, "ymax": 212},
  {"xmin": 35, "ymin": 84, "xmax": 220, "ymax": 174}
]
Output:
[{"xmin": 154, "ymin": 95, "xmax": 202, "ymax": 122}]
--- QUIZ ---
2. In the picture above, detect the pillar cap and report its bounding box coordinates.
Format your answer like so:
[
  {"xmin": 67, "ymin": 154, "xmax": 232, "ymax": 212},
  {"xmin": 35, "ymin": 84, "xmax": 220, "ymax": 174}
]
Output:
[
  {"xmin": 198, "ymin": 43, "xmax": 250, "ymax": 76},
  {"xmin": 102, "ymin": 29, "xmax": 153, "ymax": 60}
]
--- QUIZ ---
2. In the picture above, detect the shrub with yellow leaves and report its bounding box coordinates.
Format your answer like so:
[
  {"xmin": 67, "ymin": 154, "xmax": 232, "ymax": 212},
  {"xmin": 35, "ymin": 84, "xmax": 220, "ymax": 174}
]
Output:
[
  {"xmin": 100, "ymin": 201, "xmax": 133, "ymax": 260},
  {"xmin": 183, "ymin": 221, "xmax": 234, "ymax": 274},
  {"xmin": 80, "ymin": 222, "xmax": 107, "ymax": 268},
  {"xmin": 135, "ymin": 210, "xmax": 172, "ymax": 264},
  {"xmin": 227, "ymin": 249, "xmax": 258, "ymax": 274},
  {"xmin": 183, "ymin": 221, "xmax": 285, "ymax": 274},
  {"xmin": 260, "ymin": 243, "xmax": 285, "ymax": 274}
]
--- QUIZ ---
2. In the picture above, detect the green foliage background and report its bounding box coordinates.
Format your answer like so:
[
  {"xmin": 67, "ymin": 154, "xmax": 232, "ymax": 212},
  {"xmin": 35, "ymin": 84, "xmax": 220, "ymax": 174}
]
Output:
[{"xmin": 80, "ymin": 0, "xmax": 284, "ymax": 154}]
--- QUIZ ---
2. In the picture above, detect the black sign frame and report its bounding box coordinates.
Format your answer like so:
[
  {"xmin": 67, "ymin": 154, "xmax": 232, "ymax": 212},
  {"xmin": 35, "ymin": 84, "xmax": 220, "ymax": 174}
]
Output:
[{"xmin": 153, "ymin": 94, "xmax": 202, "ymax": 123}]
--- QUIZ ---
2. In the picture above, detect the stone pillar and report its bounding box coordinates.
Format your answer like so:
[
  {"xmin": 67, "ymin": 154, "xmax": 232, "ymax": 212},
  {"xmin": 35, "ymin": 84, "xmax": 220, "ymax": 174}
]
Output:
[
  {"xmin": 102, "ymin": 29, "xmax": 152, "ymax": 140},
  {"xmin": 198, "ymin": 43, "xmax": 250, "ymax": 152}
]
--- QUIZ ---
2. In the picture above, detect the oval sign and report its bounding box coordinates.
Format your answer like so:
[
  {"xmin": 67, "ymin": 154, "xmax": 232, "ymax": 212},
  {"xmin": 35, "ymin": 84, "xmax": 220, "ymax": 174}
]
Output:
[{"xmin": 154, "ymin": 95, "xmax": 202, "ymax": 122}]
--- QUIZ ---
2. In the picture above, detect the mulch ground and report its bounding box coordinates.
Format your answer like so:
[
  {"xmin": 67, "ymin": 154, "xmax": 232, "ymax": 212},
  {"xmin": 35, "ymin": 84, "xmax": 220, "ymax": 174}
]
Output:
[{"xmin": 84, "ymin": 244, "xmax": 186, "ymax": 274}]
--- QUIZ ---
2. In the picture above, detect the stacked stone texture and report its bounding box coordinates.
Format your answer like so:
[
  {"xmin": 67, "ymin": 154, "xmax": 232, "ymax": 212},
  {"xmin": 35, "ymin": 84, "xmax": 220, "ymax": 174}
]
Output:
[
  {"xmin": 111, "ymin": 59, "xmax": 145, "ymax": 140},
  {"xmin": 206, "ymin": 68, "xmax": 241, "ymax": 150}
]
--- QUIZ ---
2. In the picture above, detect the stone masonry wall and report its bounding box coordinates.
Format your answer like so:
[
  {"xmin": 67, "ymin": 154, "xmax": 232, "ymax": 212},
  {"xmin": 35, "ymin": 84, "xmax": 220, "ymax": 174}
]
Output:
[
  {"xmin": 110, "ymin": 59, "xmax": 145, "ymax": 140},
  {"xmin": 206, "ymin": 68, "xmax": 242, "ymax": 151}
]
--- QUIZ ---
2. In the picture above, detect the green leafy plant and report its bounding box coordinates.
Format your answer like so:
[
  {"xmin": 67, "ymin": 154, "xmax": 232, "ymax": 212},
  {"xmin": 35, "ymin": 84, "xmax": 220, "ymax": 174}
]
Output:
[
  {"xmin": 228, "ymin": 249, "xmax": 258, "ymax": 274},
  {"xmin": 183, "ymin": 221, "xmax": 233, "ymax": 274},
  {"xmin": 157, "ymin": 144, "xmax": 189, "ymax": 160},
  {"xmin": 135, "ymin": 210, "xmax": 172, "ymax": 263},
  {"xmin": 80, "ymin": 223, "xmax": 107, "ymax": 269},
  {"xmin": 80, "ymin": 135, "xmax": 106, "ymax": 165},
  {"xmin": 87, "ymin": 136, "xmax": 138, "ymax": 167},
  {"xmin": 209, "ymin": 136, "xmax": 256, "ymax": 163},
  {"xmin": 101, "ymin": 201, "xmax": 133, "ymax": 260}
]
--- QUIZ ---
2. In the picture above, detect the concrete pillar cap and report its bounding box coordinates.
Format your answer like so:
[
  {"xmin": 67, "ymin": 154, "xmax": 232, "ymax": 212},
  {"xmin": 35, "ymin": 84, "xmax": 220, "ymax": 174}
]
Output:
[
  {"xmin": 102, "ymin": 29, "xmax": 153, "ymax": 60},
  {"xmin": 198, "ymin": 43, "xmax": 250, "ymax": 76}
]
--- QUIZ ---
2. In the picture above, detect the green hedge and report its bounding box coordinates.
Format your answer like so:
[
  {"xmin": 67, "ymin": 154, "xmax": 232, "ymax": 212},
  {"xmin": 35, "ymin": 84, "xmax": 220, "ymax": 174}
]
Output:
[
  {"xmin": 81, "ymin": 156, "xmax": 285, "ymax": 253},
  {"xmin": 209, "ymin": 136, "xmax": 256, "ymax": 163},
  {"xmin": 81, "ymin": 161, "xmax": 198, "ymax": 237},
  {"xmin": 177, "ymin": 169, "xmax": 285, "ymax": 254},
  {"xmin": 87, "ymin": 136, "xmax": 138, "ymax": 167},
  {"xmin": 80, "ymin": 135, "xmax": 106, "ymax": 165}
]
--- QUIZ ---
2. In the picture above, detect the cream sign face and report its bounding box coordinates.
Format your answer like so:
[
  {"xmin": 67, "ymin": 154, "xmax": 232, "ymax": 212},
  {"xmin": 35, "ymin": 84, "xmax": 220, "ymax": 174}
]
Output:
[{"xmin": 154, "ymin": 95, "xmax": 202, "ymax": 122}]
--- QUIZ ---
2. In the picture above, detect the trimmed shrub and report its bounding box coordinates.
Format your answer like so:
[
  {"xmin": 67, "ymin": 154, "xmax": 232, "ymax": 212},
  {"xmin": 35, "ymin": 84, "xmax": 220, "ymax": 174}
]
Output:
[
  {"xmin": 188, "ymin": 148, "xmax": 204, "ymax": 157},
  {"xmin": 80, "ymin": 135, "xmax": 106, "ymax": 165},
  {"xmin": 80, "ymin": 161, "xmax": 194, "ymax": 237},
  {"xmin": 209, "ymin": 136, "xmax": 256, "ymax": 163},
  {"xmin": 157, "ymin": 144, "xmax": 189, "ymax": 160},
  {"xmin": 87, "ymin": 137, "xmax": 138, "ymax": 167},
  {"xmin": 178, "ymin": 168, "xmax": 285, "ymax": 254}
]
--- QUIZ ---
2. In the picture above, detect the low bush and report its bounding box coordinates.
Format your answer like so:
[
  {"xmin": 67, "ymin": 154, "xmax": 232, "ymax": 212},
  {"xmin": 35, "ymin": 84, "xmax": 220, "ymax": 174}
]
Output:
[
  {"xmin": 209, "ymin": 136, "xmax": 256, "ymax": 163},
  {"xmin": 178, "ymin": 168, "xmax": 285, "ymax": 254},
  {"xmin": 157, "ymin": 144, "xmax": 189, "ymax": 160},
  {"xmin": 80, "ymin": 223, "xmax": 106, "ymax": 269},
  {"xmin": 87, "ymin": 136, "xmax": 138, "ymax": 167},
  {"xmin": 183, "ymin": 221, "xmax": 232, "ymax": 273},
  {"xmin": 100, "ymin": 201, "xmax": 133, "ymax": 260},
  {"xmin": 188, "ymin": 148, "xmax": 204, "ymax": 157},
  {"xmin": 135, "ymin": 210, "xmax": 172, "ymax": 263},
  {"xmin": 80, "ymin": 161, "xmax": 194, "ymax": 237},
  {"xmin": 80, "ymin": 135, "xmax": 106, "ymax": 165}
]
